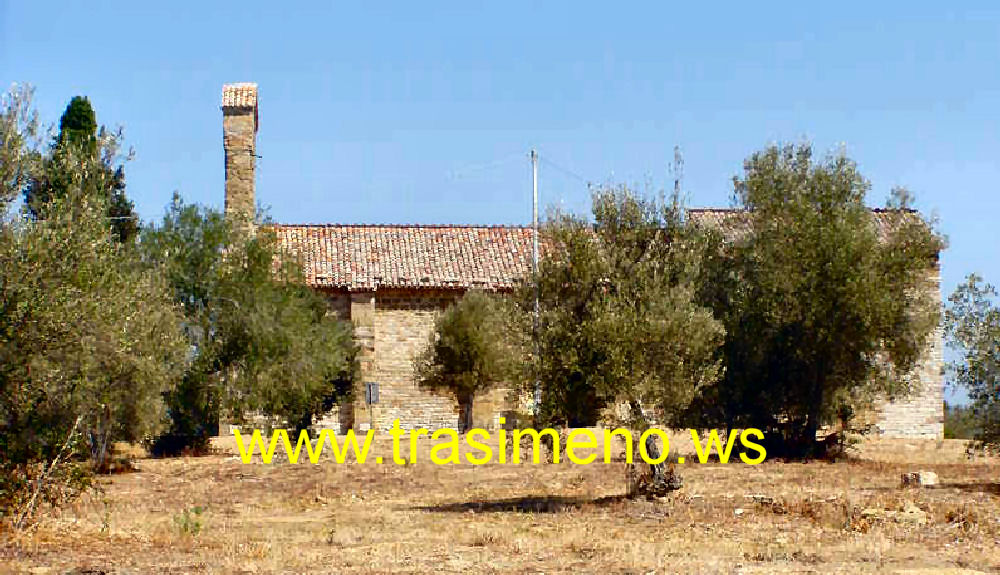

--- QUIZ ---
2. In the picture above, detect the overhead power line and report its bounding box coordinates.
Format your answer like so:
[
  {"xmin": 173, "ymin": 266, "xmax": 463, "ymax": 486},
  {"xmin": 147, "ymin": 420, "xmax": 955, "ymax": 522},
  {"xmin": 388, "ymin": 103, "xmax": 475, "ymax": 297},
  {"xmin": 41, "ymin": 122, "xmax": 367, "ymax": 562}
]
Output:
[
  {"xmin": 446, "ymin": 153, "xmax": 524, "ymax": 180},
  {"xmin": 538, "ymin": 156, "xmax": 590, "ymax": 187}
]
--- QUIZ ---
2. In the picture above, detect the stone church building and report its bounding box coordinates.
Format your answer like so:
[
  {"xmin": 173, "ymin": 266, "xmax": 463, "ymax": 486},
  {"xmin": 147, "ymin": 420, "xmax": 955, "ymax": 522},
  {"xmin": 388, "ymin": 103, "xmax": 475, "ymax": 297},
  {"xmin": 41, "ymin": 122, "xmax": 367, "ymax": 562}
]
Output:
[{"xmin": 221, "ymin": 83, "xmax": 944, "ymax": 440}]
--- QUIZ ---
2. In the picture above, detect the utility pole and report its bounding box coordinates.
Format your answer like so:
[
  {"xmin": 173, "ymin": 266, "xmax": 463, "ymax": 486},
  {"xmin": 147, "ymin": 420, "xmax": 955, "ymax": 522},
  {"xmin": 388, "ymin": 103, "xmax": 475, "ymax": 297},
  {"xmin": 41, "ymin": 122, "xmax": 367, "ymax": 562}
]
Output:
[
  {"xmin": 532, "ymin": 149, "xmax": 539, "ymax": 279},
  {"xmin": 531, "ymin": 149, "xmax": 541, "ymax": 418},
  {"xmin": 673, "ymin": 145, "xmax": 684, "ymax": 199}
]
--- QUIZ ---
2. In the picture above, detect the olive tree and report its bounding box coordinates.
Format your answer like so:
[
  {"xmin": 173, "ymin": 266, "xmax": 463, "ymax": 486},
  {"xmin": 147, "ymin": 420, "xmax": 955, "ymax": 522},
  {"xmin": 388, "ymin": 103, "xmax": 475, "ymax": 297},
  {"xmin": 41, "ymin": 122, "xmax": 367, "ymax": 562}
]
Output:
[
  {"xmin": 141, "ymin": 196, "xmax": 357, "ymax": 453},
  {"xmin": 0, "ymin": 84, "xmax": 40, "ymax": 210},
  {"xmin": 945, "ymin": 274, "xmax": 1000, "ymax": 447},
  {"xmin": 415, "ymin": 290, "xmax": 513, "ymax": 431},
  {"xmin": 1, "ymin": 87, "xmax": 189, "ymax": 521},
  {"xmin": 517, "ymin": 187, "xmax": 724, "ymax": 492},
  {"xmin": 692, "ymin": 144, "xmax": 943, "ymax": 457}
]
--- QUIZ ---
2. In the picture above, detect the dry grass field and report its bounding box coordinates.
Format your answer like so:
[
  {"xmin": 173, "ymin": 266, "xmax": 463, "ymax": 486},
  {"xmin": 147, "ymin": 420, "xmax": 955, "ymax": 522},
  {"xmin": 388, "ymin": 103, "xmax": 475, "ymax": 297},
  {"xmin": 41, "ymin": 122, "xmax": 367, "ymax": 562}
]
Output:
[{"xmin": 2, "ymin": 432, "xmax": 999, "ymax": 574}]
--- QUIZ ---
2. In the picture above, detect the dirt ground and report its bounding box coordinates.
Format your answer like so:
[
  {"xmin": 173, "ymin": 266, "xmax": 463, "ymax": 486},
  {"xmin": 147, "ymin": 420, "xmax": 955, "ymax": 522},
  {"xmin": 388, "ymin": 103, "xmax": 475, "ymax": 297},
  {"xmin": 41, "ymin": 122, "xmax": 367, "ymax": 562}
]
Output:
[{"xmin": 2, "ymin": 433, "xmax": 999, "ymax": 574}]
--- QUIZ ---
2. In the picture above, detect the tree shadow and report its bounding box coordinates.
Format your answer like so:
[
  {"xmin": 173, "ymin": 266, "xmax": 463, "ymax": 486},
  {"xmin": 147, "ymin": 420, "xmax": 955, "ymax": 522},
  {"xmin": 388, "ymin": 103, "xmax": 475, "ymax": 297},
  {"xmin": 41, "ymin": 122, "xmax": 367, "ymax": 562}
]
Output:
[
  {"xmin": 411, "ymin": 494, "xmax": 629, "ymax": 514},
  {"xmin": 938, "ymin": 482, "xmax": 1000, "ymax": 496}
]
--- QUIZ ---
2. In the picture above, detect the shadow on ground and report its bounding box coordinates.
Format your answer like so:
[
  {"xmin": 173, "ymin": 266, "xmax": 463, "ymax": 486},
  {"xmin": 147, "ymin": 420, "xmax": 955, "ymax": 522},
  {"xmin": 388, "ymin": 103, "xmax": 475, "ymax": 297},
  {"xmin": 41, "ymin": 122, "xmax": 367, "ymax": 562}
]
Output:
[
  {"xmin": 938, "ymin": 482, "xmax": 1000, "ymax": 496},
  {"xmin": 411, "ymin": 494, "xmax": 630, "ymax": 514}
]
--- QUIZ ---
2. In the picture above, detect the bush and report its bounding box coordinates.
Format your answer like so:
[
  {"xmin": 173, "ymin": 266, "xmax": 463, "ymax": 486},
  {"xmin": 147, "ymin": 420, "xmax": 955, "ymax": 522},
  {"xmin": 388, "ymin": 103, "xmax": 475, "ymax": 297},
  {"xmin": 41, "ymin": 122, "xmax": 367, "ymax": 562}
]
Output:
[
  {"xmin": 1, "ymin": 87, "xmax": 187, "ymax": 525},
  {"xmin": 141, "ymin": 196, "xmax": 357, "ymax": 451}
]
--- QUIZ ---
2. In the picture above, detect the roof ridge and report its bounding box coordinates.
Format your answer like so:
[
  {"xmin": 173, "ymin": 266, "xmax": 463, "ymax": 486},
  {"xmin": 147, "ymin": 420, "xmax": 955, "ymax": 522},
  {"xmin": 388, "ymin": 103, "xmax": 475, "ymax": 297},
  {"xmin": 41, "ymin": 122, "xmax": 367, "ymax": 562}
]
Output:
[
  {"xmin": 266, "ymin": 207, "xmax": 913, "ymax": 227},
  {"xmin": 687, "ymin": 207, "xmax": 917, "ymax": 215},
  {"xmin": 266, "ymin": 223, "xmax": 534, "ymax": 229}
]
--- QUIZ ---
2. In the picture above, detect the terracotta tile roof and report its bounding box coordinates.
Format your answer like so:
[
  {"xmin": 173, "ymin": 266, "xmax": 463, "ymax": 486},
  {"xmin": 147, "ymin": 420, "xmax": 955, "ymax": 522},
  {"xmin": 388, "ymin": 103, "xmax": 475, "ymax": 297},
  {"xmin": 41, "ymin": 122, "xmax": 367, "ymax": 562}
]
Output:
[
  {"xmin": 222, "ymin": 83, "xmax": 258, "ymax": 108},
  {"xmin": 267, "ymin": 224, "xmax": 535, "ymax": 291},
  {"xmin": 687, "ymin": 209, "xmax": 753, "ymax": 242},
  {"xmin": 689, "ymin": 207, "xmax": 922, "ymax": 243},
  {"xmin": 269, "ymin": 209, "xmax": 925, "ymax": 291}
]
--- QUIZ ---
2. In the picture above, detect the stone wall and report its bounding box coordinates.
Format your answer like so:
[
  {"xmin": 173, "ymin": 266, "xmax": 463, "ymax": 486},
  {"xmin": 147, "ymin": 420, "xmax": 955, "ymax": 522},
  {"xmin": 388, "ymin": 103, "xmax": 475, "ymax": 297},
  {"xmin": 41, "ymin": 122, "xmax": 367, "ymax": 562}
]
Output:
[
  {"xmin": 310, "ymin": 288, "xmax": 516, "ymax": 433},
  {"xmin": 309, "ymin": 273, "xmax": 944, "ymax": 438},
  {"xmin": 370, "ymin": 290, "xmax": 458, "ymax": 430},
  {"xmin": 222, "ymin": 107, "xmax": 256, "ymax": 223},
  {"xmin": 871, "ymin": 267, "xmax": 945, "ymax": 439}
]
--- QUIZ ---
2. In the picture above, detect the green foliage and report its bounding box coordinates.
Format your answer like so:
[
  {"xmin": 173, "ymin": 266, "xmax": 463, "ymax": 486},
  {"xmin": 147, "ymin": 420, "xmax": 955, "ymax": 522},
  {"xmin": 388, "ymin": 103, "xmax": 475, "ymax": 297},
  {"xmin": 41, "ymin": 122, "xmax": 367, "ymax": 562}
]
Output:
[
  {"xmin": 945, "ymin": 274, "xmax": 1000, "ymax": 446},
  {"xmin": 142, "ymin": 196, "xmax": 357, "ymax": 453},
  {"xmin": 0, "ymin": 85, "xmax": 40, "ymax": 210},
  {"xmin": 943, "ymin": 401, "xmax": 983, "ymax": 440},
  {"xmin": 692, "ymin": 144, "xmax": 943, "ymax": 456},
  {"xmin": 0, "ymin": 179, "xmax": 187, "ymax": 523},
  {"xmin": 416, "ymin": 290, "xmax": 513, "ymax": 430},
  {"xmin": 23, "ymin": 95, "xmax": 137, "ymax": 243},
  {"xmin": 0, "ymin": 85, "xmax": 188, "ymax": 523},
  {"xmin": 174, "ymin": 505, "xmax": 205, "ymax": 536},
  {"xmin": 516, "ymin": 187, "xmax": 724, "ymax": 429},
  {"xmin": 217, "ymin": 225, "xmax": 358, "ymax": 431},
  {"xmin": 57, "ymin": 96, "xmax": 98, "ymax": 152},
  {"xmin": 0, "ymin": 188, "xmax": 188, "ymax": 462}
]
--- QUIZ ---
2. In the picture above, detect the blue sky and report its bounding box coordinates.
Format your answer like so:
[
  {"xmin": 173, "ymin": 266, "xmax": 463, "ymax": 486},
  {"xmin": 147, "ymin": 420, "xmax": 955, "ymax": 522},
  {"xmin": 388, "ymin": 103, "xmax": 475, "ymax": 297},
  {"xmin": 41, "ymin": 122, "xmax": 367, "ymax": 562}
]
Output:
[{"xmin": 2, "ymin": 2, "xmax": 997, "ymax": 400}]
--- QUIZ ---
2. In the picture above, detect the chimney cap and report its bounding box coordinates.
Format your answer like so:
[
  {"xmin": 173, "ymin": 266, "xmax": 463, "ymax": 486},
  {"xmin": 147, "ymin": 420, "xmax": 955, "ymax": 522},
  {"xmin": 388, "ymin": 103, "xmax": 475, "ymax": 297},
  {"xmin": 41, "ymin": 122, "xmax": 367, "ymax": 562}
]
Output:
[{"xmin": 222, "ymin": 83, "xmax": 258, "ymax": 109}]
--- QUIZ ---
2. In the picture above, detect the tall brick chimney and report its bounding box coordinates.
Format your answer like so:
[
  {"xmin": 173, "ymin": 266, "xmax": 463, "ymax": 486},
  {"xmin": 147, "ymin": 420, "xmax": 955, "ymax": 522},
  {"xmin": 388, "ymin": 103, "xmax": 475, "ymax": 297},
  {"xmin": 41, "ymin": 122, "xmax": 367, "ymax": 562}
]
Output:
[{"xmin": 221, "ymin": 83, "xmax": 258, "ymax": 226}]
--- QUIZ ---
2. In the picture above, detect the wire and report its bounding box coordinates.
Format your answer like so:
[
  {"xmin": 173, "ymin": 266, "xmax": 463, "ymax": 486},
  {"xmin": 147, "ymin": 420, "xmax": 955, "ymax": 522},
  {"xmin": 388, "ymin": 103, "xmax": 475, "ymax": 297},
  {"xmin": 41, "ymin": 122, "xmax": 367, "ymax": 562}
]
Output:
[
  {"xmin": 538, "ymin": 156, "xmax": 590, "ymax": 187},
  {"xmin": 446, "ymin": 153, "xmax": 524, "ymax": 180}
]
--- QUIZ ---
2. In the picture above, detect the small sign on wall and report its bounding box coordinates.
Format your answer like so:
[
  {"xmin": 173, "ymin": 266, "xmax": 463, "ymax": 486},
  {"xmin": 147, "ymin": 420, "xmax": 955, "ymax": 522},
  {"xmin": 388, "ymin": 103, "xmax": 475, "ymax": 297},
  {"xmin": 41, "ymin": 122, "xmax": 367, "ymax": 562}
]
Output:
[{"xmin": 365, "ymin": 382, "xmax": 379, "ymax": 405}]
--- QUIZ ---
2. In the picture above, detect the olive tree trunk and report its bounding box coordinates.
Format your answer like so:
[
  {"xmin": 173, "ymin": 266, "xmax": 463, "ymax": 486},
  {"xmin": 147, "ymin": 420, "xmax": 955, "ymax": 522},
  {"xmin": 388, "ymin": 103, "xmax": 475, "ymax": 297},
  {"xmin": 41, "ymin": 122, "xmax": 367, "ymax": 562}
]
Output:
[
  {"xmin": 460, "ymin": 394, "xmax": 474, "ymax": 433},
  {"xmin": 628, "ymin": 399, "xmax": 682, "ymax": 496}
]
